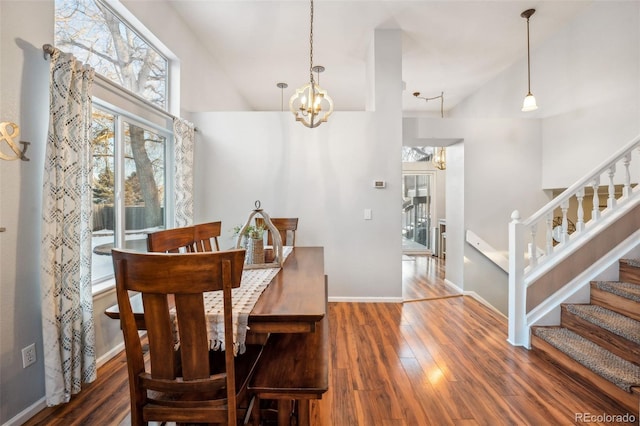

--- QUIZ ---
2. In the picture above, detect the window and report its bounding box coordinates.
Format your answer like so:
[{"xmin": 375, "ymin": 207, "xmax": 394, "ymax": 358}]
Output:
[
  {"xmin": 55, "ymin": 0, "xmax": 168, "ymax": 108},
  {"xmin": 55, "ymin": 0, "xmax": 176, "ymax": 287},
  {"xmin": 91, "ymin": 103, "xmax": 170, "ymax": 284}
]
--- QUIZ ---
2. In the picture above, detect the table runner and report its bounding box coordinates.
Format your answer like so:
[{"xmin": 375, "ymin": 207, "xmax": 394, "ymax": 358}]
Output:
[{"xmin": 200, "ymin": 246, "xmax": 292, "ymax": 355}]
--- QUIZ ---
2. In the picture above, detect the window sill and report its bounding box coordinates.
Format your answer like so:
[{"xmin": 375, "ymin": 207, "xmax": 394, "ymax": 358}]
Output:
[{"xmin": 93, "ymin": 278, "xmax": 116, "ymax": 298}]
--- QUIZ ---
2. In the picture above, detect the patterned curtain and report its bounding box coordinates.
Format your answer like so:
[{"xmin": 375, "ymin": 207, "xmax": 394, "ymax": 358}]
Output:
[
  {"xmin": 173, "ymin": 117, "xmax": 195, "ymax": 227},
  {"xmin": 41, "ymin": 49, "xmax": 97, "ymax": 406}
]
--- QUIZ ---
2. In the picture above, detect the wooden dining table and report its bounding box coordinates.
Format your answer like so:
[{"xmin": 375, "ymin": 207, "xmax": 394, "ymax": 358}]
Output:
[{"xmin": 104, "ymin": 246, "xmax": 327, "ymax": 335}]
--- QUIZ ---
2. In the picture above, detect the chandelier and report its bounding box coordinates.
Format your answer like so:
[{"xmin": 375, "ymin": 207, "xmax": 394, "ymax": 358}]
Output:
[
  {"xmin": 289, "ymin": 0, "xmax": 333, "ymax": 128},
  {"xmin": 432, "ymin": 147, "xmax": 446, "ymax": 170}
]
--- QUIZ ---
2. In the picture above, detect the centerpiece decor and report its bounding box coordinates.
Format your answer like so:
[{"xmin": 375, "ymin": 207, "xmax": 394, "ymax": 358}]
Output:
[{"xmin": 235, "ymin": 201, "xmax": 283, "ymax": 269}]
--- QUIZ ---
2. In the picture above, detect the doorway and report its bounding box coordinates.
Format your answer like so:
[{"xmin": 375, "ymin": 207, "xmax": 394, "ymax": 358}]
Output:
[
  {"xmin": 401, "ymin": 145, "xmax": 446, "ymax": 301},
  {"xmin": 402, "ymin": 171, "xmax": 434, "ymax": 254}
]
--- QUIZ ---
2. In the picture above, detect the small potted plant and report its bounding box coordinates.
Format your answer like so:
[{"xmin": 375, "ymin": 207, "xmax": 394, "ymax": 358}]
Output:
[{"xmin": 234, "ymin": 224, "xmax": 265, "ymax": 264}]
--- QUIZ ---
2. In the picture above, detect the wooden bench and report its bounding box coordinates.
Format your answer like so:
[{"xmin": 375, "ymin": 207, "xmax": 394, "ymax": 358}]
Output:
[{"xmin": 249, "ymin": 314, "xmax": 329, "ymax": 426}]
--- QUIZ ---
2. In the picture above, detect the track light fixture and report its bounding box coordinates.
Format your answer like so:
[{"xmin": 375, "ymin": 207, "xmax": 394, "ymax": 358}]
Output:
[{"xmin": 413, "ymin": 92, "xmax": 444, "ymax": 118}]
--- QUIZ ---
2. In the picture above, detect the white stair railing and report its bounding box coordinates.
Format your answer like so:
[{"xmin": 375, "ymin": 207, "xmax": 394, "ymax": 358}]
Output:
[{"xmin": 508, "ymin": 135, "xmax": 640, "ymax": 347}]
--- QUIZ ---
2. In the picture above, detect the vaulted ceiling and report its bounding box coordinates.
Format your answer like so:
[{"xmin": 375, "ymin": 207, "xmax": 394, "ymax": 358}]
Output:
[{"xmin": 166, "ymin": 1, "xmax": 591, "ymax": 114}]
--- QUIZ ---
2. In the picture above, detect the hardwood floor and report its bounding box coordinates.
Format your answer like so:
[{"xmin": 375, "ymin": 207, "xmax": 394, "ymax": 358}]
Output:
[
  {"xmin": 402, "ymin": 254, "xmax": 454, "ymax": 301},
  {"xmin": 25, "ymin": 256, "xmax": 636, "ymax": 425}
]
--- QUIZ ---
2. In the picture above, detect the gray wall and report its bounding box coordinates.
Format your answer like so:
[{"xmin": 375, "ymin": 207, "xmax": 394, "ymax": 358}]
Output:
[{"xmin": 1, "ymin": 1, "xmax": 52, "ymax": 422}]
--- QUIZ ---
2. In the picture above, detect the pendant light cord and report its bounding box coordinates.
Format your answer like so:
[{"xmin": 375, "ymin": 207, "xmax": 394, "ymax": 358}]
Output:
[
  {"xmin": 526, "ymin": 16, "xmax": 531, "ymax": 94},
  {"xmin": 309, "ymin": 0, "xmax": 315, "ymax": 86}
]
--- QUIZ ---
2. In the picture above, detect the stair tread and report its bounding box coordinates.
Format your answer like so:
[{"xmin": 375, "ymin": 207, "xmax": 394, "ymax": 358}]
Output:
[
  {"xmin": 532, "ymin": 327, "xmax": 640, "ymax": 392},
  {"xmin": 592, "ymin": 281, "xmax": 640, "ymax": 302},
  {"xmin": 565, "ymin": 304, "xmax": 640, "ymax": 345}
]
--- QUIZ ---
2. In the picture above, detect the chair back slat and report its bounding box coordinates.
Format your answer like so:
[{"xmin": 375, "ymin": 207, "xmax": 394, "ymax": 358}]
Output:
[
  {"xmin": 174, "ymin": 293, "xmax": 210, "ymax": 380},
  {"xmin": 142, "ymin": 292, "xmax": 178, "ymax": 380}
]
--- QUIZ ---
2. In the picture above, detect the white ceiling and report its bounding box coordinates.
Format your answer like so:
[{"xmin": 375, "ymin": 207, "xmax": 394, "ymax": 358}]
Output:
[{"xmin": 166, "ymin": 1, "xmax": 591, "ymax": 114}]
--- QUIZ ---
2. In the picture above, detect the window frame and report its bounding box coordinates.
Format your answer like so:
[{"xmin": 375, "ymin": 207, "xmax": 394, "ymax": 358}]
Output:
[
  {"xmin": 90, "ymin": 99, "xmax": 175, "ymax": 295},
  {"xmin": 101, "ymin": 0, "xmax": 180, "ymax": 116},
  {"xmin": 54, "ymin": 0, "xmax": 172, "ymax": 111}
]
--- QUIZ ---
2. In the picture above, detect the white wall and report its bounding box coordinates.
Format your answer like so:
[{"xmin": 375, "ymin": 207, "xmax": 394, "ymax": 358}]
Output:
[
  {"xmin": 462, "ymin": 119, "xmax": 546, "ymax": 313},
  {"xmin": 192, "ymin": 111, "xmax": 403, "ymax": 300},
  {"xmin": 441, "ymin": 1, "xmax": 640, "ymax": 313},
  {"xmin": 540, "ymin": 3, "xmax": 639, "ymax": 188},
  {"xmin": 452, "ymin": 2, "xmax": 640, "ymax": 189},
  {"xmin": 444, "ymin": 141, "xmax": 465, "ymax": 290},
  {"xmin": 122, "ymin": 0, "xmax": 250, "ymax": 113},
  {"xmin": 192, "ymin": 30, "xmax": 404, "ymax": 301},
  {"xmin": 404, "ymin": 118, "xmax": 547, "ymax": 313}
]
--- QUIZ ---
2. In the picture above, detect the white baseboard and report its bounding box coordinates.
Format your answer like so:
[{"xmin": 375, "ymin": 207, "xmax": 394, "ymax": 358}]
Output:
[
  {"xmin": 462, "ymin": 291, "xmax": 507, "ymax": 318},
  {"xmin": 328, "ymin": 296, "xmax": 403, "ymax": 303},
  {"xmin": 96, "ymin": 341, "xmax": 125, "ymax": 369},
  {"xmin": 444, "ymin": 279, "xmax": 462, "ymax": 293},
  {"xmin": 3, "ymin": 397, "xmax": 46, "ymax": 426},
  {"xmin": 444, "ymin": 279, "xmax": 505, "ymax": 318}
]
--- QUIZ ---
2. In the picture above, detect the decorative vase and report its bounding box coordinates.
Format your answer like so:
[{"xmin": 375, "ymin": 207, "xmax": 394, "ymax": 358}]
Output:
[{"xmin": 246, "ymin": 237, "xmax": 265, "ymax": 264}]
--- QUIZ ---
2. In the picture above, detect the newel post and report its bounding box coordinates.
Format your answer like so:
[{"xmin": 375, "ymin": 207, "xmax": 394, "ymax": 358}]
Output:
[{"xmin": 508, "ymin": 210, "xmax": 528, "ymax": 346}]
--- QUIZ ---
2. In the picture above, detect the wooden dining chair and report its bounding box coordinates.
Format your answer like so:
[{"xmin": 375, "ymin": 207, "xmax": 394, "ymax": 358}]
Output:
[
  {"xmin": 255, "ymin": 218, "xmax": 299, "ymax": 246},
  {"xmin": 112, "ymin": 248, "xmax": 262, "ymax": 425},
  {"xmin": 146, "ymin": 225, "xmax": 196, "ymax": 253},
  {"xmin": 146, "ymin": 221, "xmax": 222, "ymax": 253},
  {"xmin": 193, "ymin": 221, "xmax": 222, "ymax": 251}
]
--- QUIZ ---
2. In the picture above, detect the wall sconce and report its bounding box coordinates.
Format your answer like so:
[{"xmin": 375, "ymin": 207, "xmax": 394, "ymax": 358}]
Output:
[{"xmin": 0, "ymin": 122, "xmax": 30, "ymax": 161}]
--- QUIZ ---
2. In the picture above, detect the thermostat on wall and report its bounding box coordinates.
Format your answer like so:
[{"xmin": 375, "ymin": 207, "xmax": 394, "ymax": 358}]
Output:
[{"xmin": 373, "ymin": 180, "xmax": 386, "ymax": 188}]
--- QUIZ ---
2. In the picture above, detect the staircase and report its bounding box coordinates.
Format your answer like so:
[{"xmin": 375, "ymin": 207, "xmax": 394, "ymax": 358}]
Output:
[{"xmin": 531, "ymin": 258, "xmax": 640, "ymax": 412}]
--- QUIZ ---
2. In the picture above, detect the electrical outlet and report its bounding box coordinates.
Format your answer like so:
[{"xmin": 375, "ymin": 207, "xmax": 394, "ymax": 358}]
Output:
[{"xmin": 22, "ymin": 343, "xmax": 36, "ymax": 368}]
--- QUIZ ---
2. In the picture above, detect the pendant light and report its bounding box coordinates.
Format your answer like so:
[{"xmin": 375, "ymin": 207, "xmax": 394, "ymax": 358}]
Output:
[
  {"xmin": 289, "ymin": 0, "xmax": 334, "ymax": 128},
  {"xmin": 521, "ymin": 9, "xmax": 538, "ymax": 112}
]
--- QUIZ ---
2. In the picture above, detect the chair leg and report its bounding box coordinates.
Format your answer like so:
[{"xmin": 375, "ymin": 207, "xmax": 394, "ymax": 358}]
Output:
[
  {"xmin": 297, "ymin": 400, "xmax": 310, "ymax": 426},
  {"xmin": 244, "ymin": 395, "xmax": 257, "ymax": 425},
  {"xmin": 250, "ymin": 395, "xmax": 261, "ymax": 426},
  {"xmin": 277, "ymin": 400, "xmax": 292, "ymax": 425}
]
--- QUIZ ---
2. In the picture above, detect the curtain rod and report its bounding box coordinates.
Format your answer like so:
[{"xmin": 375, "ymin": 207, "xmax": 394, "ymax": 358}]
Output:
[{"xmin": 42, "ymin": 44, "xmax": 197, "ymax": 131}]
